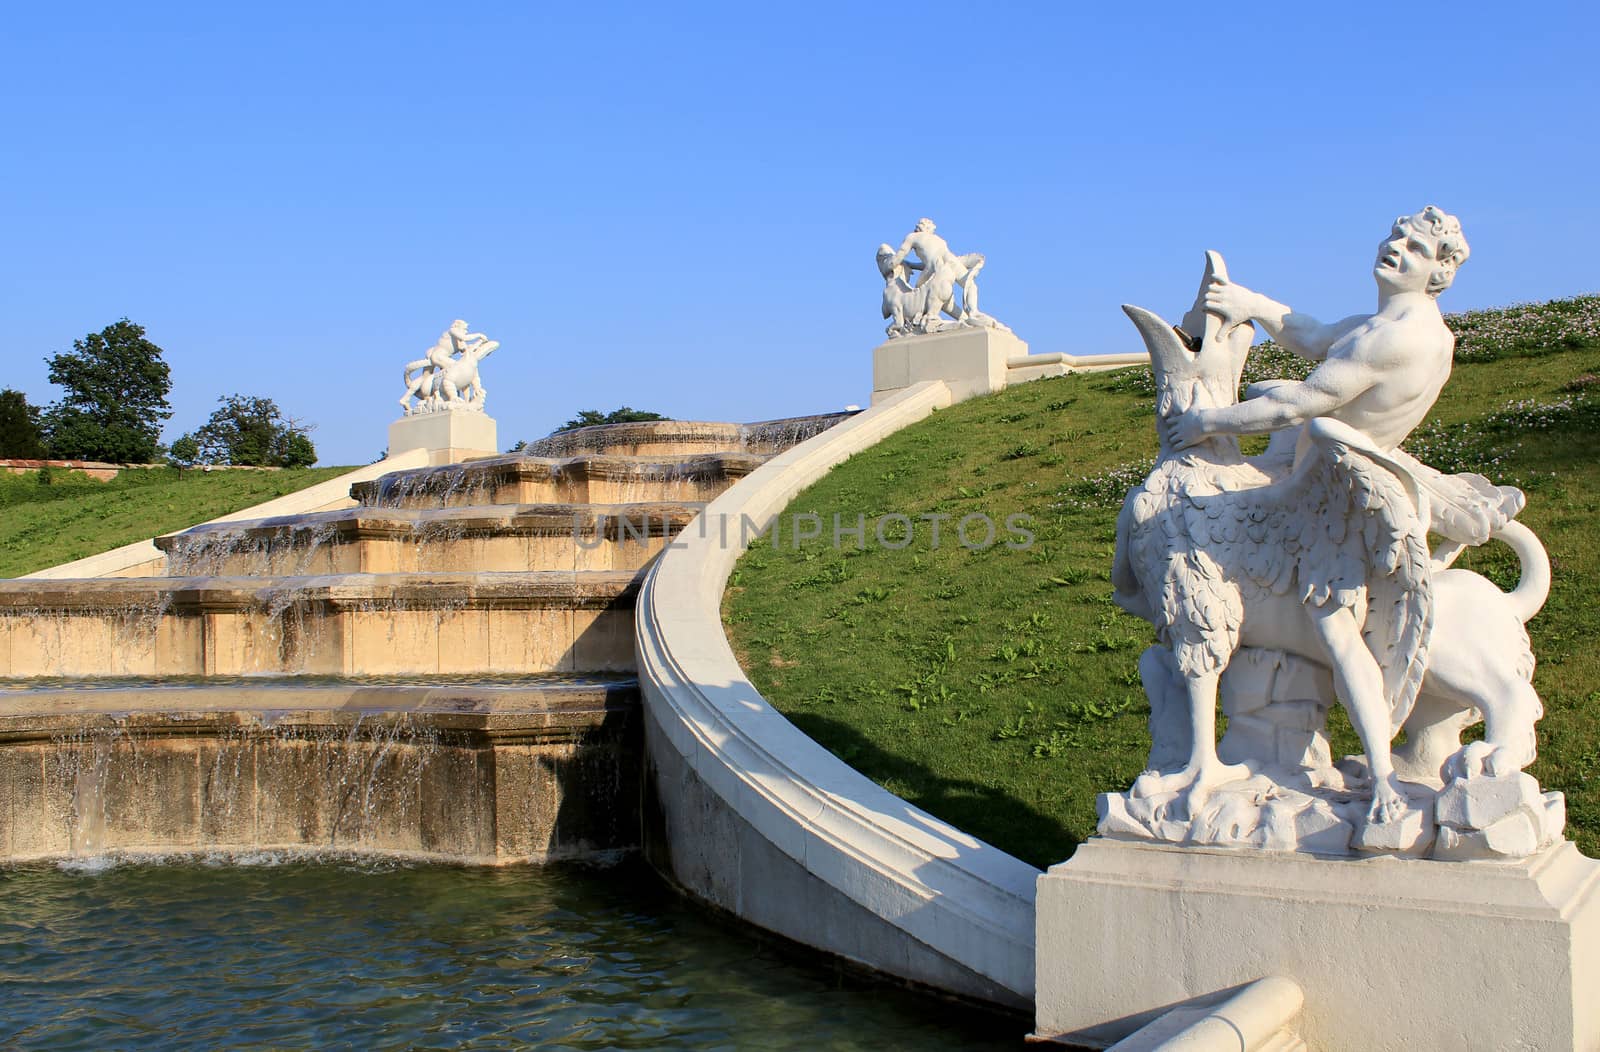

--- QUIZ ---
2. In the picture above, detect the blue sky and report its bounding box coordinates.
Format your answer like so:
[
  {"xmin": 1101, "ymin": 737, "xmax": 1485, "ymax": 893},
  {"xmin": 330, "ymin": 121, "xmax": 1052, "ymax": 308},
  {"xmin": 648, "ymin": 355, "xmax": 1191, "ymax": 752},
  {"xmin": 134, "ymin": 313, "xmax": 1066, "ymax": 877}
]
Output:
[{"xmin": 3, "ymin": 2, "xmax": 1596, "ymax": 465}]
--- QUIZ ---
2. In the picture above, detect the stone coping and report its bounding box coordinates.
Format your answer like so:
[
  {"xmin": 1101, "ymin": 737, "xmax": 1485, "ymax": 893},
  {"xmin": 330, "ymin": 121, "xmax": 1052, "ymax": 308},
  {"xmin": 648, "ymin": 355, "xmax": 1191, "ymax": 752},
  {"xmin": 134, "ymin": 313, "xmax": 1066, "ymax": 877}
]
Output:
[
  {"xmin": 635, "ymin": 380, "xmax": 1040, "ymax": 1003},
  {"xmin": 0, "ymin": 569, "xmax": 640, "ymax": 612},
  {"xmin": 1003, "ymin": 351, "xmax": 1149, "ymax": 370},
  {"xmin": 1092, "ymin": 976, "xmax": 1306, "ymax": 1051},
  {"xmin": 0, "ymin": 679, "xmax": 639, "ymax": 744},
  {"xmin": 156, "ymin": 501, "xmax": 705, "ymax": 548}
]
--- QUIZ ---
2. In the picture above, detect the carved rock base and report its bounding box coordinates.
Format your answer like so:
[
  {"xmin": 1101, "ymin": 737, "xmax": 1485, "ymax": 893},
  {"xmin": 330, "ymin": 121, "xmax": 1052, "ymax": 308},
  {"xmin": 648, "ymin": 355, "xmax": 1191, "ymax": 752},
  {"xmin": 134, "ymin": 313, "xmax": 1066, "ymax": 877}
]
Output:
[
  {"xmin": 1097, "ymin": 770, "xmax": 1563, "ymax": 861},
  {"xmin": 1121, "ymin": 645, "xmax": 1565, "ymax": 861},
  {"xmin": 1034, "ymin": 837, "xmax": 1600, "ymax": 1051},
  {"xmin": 1099, "ymin": 775, "xmax": 1429, "ymax": 858}
]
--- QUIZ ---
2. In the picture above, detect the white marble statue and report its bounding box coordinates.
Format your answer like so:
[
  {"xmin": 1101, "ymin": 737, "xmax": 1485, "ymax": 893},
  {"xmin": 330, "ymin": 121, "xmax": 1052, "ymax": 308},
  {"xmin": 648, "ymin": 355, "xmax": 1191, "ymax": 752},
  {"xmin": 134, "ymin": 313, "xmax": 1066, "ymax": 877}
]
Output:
[
  {"xmin": 399, "ymin": 319, "xmax": 498, "ymax": 415},
  {"xmin": 876, "ymin": 219, "xmax": 1010, "ymax": 338},
  {"xmin": 1102, "ymin": 207, "xmax": 1564, "ymax": 860}
]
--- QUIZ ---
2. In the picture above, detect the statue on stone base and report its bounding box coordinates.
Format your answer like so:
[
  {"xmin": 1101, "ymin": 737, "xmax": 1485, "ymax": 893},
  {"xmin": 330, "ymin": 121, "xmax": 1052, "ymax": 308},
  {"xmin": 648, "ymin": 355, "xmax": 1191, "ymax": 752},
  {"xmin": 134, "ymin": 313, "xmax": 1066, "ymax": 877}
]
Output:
[
  {"xmin": 400, "ymin": 319, "xmax": 498, "ymax": 415},
  {"xmin": 1105, "ymin": 207, "xmax": 1562, "ymax": 860},
  {"xmin": 876, "ymin": 218, "xmax": 1011, "ymax": 338}
]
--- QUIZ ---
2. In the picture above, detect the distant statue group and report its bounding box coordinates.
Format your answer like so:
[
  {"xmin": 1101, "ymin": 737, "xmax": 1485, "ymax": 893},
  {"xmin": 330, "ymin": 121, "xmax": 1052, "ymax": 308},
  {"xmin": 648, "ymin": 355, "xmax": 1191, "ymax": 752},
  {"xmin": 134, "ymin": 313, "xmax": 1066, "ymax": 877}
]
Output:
[
  {"xmin": 399, "ymin": 319, "xmax": 497, "ymax": 415},
  {"xmin": 876, "ymin": 219, "xmax": 1010, "ymax": 338}
]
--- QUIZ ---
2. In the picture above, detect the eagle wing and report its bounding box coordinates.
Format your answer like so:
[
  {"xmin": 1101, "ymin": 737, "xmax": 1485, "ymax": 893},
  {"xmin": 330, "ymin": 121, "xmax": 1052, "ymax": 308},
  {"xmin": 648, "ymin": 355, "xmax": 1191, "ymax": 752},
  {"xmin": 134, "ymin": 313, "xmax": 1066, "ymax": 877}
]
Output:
[{"xmin": 1193, "ymin": 418, "xmax": 1434, "ymax": 731}]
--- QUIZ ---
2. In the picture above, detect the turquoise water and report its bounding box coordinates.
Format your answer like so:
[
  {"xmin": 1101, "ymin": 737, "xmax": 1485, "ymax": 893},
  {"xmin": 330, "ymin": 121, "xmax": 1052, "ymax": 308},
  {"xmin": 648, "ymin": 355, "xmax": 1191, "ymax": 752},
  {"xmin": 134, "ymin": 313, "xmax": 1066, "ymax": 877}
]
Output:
[{"xmin": 0, "ymin": 855, "xmax": 1021, "ymax": 1050}]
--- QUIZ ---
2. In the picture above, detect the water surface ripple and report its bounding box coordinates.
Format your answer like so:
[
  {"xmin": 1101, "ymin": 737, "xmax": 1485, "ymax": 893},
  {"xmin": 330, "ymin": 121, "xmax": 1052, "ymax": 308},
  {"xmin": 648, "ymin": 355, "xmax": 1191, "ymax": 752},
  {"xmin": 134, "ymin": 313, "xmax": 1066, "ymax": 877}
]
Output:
[{"xmin": 0, "ymin": 855, "xmax": 1020, "ymax": 1050}]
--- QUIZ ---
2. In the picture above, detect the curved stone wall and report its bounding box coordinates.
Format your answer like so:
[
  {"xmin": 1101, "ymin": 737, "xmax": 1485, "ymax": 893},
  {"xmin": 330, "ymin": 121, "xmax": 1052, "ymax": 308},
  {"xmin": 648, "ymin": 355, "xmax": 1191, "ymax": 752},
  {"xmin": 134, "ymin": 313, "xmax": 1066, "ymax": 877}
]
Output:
[{"xmin": 634, "ymin": 382, "xmax": 1040, "ymax": 1008}]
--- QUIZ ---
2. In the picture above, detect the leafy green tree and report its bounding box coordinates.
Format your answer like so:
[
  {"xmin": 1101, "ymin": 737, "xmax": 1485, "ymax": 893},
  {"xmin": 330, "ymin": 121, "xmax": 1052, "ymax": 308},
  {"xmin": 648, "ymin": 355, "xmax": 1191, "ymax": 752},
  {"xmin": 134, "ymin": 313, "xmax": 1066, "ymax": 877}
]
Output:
[
  {"xmin": 167, "ymin": 434, "xmax": 201, "ymax": 467},
  {"xmin": 41, "ymin": 319, "xmax": 172, "ymax": 462},
  {"xmin": 175, "ymin": 394, "xmax": 318, "ymax": 467},
  {"xmin": 0, "ymin": 389, "xmax": 46, "ymax": 458},
  {"xmin": 557, "ymin": 406, "xmax": 669, "ymax": 432}
]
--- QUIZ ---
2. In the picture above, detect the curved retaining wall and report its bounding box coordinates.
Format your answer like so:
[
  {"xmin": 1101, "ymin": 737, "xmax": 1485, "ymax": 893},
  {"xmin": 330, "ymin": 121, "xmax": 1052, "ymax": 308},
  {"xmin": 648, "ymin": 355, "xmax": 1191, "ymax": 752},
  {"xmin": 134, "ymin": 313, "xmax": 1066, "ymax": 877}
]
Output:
[{"xmin": 634, "ymin": 382, "xmax": 1040, "ymax": 1008}]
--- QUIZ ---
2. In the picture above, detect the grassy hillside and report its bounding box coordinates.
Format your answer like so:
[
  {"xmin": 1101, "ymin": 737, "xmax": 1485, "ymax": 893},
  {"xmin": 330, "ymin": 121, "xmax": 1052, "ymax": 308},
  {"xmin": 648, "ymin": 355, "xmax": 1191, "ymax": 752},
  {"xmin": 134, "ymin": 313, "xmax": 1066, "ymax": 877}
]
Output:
[
  {"xmin": 0, "ymin": 466, "xmax": 352, "ymax": 577},
  {"xmin": 724, "ymin": 295, "xmax": 1600, "ymax": 869}
]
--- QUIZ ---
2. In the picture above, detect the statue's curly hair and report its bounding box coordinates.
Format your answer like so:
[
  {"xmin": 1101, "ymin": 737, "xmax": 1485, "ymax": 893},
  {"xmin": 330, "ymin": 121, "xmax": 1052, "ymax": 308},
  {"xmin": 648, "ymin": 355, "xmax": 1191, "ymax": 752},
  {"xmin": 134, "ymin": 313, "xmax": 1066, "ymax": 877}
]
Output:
[{"xmin": 1400, "ymin": 206, "xmax": 1470, "ymax": 297}]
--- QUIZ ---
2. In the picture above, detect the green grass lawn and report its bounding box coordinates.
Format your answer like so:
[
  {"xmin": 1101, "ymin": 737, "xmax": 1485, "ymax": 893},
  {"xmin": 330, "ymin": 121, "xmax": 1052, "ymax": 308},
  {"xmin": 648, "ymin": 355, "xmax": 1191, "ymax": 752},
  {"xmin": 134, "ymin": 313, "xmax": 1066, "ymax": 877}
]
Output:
[
  {"xmin": 0, "ymin": 466, "xmax": 352, "ymax": 577},
  {"xmin": 724, "ymin": 296, "xmax": 1600, "ymax": 870}
]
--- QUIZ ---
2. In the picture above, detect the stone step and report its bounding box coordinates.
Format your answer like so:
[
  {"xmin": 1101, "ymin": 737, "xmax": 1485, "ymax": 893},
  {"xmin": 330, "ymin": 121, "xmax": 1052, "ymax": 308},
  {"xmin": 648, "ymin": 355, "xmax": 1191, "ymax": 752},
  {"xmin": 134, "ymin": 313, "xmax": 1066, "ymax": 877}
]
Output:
[
  {"xmin": 518, "ymin": 413, "xmax": 852, "ymax": 458},
  {"xmin": 0, "ymin": 675, "xmax": 642, "ymax": 864},
  {"xmin": 0, "ymin": 675, "xmax": 639, "ymax": 738},
  {"xmin": 0, "ymin": 570, "xmax": 638, "ymax": 678},
  {"xmin": 155, "ymin": 502, "xmax": 703, "ymax": 577},
  {"xmin": 352, "ymin": 452, "xmax": 767, "ymax": 509}
]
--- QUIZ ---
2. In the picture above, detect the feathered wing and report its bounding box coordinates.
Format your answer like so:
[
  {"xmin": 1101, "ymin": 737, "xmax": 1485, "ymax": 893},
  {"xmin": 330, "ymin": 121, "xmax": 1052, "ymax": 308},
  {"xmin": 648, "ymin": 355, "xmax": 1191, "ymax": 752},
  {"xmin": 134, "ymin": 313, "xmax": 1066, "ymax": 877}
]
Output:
[
  {"xmin": 1384, "ymin": 445, "xmax": 1522, "ymax": 545},
  {"xmin": 1198, "ymin": 421, "xmax": 1434, "ymax": 731},
  {"xmin": 1119, "ymin": 466, "xmax": 1247, "ymax": 680}
]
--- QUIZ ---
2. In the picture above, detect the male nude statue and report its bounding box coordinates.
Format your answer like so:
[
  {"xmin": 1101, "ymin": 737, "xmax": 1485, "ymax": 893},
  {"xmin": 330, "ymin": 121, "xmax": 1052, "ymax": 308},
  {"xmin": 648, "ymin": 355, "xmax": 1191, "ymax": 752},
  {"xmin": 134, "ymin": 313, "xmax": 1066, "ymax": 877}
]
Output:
[
  {"xmin": 1163, "ymin": 205, "xmax": 1511, "ymax": 821},
  {"xmin": 400, "ymin": 319, "xmax": 489, "ymax": 413},
  {"xmin": 888, "ymin": 218, "xmax": 987, "ymax": 329},
  {"xmin": 1168, "ymin": 206, "xmax": 1466, "ymax": 454},
  {"xmin": 1168, "ymin": 205, "xmax": 1515, "ymax": 533}
]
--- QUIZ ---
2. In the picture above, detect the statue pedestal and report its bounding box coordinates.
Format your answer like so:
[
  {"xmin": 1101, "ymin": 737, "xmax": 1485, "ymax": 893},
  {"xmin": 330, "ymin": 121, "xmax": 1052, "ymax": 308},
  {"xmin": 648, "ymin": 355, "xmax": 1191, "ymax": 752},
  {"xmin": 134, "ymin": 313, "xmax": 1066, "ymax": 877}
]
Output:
[
  {"xmin": 388, "ymin": 410, "xmax": 499, "ymax": 466},
  {"xmin": 1034, "ymin": 837, "xmax": 1600, "ymax": 1050},
  {"xmin": 871, "ymin": 327, "xmax": 1029, "ymax": 405}
]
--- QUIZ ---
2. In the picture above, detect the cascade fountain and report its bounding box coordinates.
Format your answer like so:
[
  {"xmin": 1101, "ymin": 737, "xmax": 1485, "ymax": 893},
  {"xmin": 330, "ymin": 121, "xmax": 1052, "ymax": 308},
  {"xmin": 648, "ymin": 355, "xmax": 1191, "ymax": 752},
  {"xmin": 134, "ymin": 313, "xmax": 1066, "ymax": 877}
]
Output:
[{"xmin": 0, "ymin": 414, "xmax": 848, "ymax": 863}]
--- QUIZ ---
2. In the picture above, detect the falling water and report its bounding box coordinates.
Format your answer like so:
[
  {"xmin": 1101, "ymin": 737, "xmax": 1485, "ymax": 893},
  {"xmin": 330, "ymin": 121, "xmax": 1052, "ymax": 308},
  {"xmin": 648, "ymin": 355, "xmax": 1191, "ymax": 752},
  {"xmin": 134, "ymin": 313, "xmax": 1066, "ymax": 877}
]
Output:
[
  {"xmin": 735, "ymin": 411, "xmax": 855, "ymax": 453},
  {"xmin": 43, "ymin": 712, "xmax": 448, "ymax": 858},
  {"xmin": 0, "ymin": 587, "xmax": 175, "ymax": 677},
  {"xmin": 166, "ymin": 521, "xmax": 346, "ymax": 577},
  {"xmin": 363, "ymin": 462, "xmax": 488, "ymax": 508},
  {"xmin": 516, "ymin": 412, "xmax": 854, "ymax": 459},
  {"xmin": 409, "ymin": 513, "xmax": 472, "ymax": 572}
]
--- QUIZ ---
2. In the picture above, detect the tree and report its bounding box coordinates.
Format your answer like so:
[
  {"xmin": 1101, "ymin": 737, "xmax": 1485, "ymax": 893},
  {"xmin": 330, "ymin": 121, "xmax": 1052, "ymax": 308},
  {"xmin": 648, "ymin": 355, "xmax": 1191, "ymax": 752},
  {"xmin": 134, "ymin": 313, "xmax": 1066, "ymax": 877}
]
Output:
[
  {"xmin": 557, "ymin": 406, "xmax": 669, "ymax": 432},
  {"xmin": 174, "ymin": 394, "xmax": 318, "ymax": 467},
  {"xmin": 0, "ymin": 389, "xmax": 46, "ymax": 459},
  {"xmin": 41, "ymin": 319, "xmax": 172, "ymax": 462},
  {"xmin": 167, "ymin": 434, "xmax": 201, "ymax": 466}
]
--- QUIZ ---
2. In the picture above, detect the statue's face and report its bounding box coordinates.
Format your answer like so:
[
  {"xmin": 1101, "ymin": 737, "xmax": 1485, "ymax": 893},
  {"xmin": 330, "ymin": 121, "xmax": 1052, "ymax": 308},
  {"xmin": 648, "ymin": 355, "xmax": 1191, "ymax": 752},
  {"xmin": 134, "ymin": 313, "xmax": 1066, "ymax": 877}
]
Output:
[
  {"xmin": 915, "ymin": 218, "xmax": 935, "ymax": 233},
  {"xmin": 450, "ymin": 320, "xmax": 468, "ymax": 334},
  {"xmin": 1373, "ymin": 220, "xmax": 1439, "ymax": 295}
]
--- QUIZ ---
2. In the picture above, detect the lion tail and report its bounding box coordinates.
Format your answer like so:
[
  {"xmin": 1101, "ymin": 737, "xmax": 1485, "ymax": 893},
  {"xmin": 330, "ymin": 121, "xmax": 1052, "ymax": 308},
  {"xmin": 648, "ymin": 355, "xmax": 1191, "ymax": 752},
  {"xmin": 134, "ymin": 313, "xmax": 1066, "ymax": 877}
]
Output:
[{"xmin": 1493, "ymin": 520, "xmax": 1551, "ymax": 624}]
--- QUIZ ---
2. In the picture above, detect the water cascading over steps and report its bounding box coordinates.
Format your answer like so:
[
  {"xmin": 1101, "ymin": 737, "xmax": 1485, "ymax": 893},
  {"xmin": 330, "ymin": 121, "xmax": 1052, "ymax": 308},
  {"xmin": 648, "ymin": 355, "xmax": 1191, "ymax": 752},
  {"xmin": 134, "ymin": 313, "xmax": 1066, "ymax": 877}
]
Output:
[{"xmin": 0, "ymin": 415, "xmax": 849, "ymax": 862}]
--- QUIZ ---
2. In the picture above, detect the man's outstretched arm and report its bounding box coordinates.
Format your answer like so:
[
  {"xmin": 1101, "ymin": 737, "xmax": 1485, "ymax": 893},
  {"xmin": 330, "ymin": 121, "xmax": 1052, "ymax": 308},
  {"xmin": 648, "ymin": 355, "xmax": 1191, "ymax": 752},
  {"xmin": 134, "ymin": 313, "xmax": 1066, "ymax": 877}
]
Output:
[
  {"xmin": 1166, "ymin": 356, "xmax": 1376, "ymax": 448},
  {"xmin": 888, "ymin": 233, "xmax": 920, "ymax": 269},
  {"xmin": 1206, "ymin": 277, "xmax": 1365, "ymax": 361}
]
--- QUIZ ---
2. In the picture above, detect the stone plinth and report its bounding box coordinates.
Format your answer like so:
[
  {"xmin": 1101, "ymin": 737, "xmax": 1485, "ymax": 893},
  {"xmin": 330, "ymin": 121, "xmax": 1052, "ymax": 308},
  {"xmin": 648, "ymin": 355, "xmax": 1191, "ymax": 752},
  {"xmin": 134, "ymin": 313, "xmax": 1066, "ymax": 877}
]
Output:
[
  {"xmin": 389, "ymin": 410, "xmax": 498, "ymax": 465},
  {"xmin": 872, "ymin": 327, "xmax": 1029, "ymax": 405},
  {"xmin": 1035, "ymin": 837, "xmax": 1600, "ymax": 1050}
]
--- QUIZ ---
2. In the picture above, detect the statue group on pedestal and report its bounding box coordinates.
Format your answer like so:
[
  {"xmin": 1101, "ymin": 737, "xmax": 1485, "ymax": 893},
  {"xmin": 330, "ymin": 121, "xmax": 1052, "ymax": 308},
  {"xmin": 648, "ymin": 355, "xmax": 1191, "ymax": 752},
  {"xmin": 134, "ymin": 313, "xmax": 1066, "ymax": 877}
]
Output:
[
  {"xmin": 399, "ymin": 319, "xmax": 498, "ymax": 415},
  {"xmin": 876, "ymin": 218, "xmax": 1011, "ymax": 338},
  {"xmin": 1103, "ymin": 207, "xmax": 1562, "ymax": 861}
]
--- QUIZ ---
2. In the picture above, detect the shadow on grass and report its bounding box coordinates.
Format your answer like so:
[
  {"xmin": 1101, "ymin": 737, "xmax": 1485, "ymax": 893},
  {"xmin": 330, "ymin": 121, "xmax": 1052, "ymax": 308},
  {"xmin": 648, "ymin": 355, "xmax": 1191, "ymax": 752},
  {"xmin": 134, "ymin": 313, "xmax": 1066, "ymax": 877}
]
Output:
[{"xmin": 786, "ymin": 711, "xmax": 1079, "ymax": 871}]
